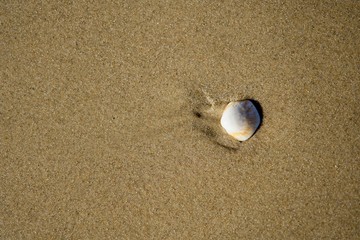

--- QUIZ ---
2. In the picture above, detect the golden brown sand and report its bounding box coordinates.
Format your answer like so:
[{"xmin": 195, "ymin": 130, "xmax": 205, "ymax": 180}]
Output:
[{"xmin": 1, "ymin": 1, "xmax": 359, "ymax": 239}]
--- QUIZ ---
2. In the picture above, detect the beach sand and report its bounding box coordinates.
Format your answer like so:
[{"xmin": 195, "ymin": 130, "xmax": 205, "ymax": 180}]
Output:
[{"xmin": 1, "ymin": 1, "xmax": 359, "ymax": 239}]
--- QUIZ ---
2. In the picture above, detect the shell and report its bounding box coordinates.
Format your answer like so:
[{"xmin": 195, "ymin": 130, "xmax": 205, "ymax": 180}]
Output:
[{"xmin": 220, "ymin": 100, "xmax": 261, "ymax": 141}]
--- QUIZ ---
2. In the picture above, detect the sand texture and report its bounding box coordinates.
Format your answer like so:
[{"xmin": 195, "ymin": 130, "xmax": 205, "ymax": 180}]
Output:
[{"xmin": 1, "ymin": 1, "xmax": 360, "ymax": 239}]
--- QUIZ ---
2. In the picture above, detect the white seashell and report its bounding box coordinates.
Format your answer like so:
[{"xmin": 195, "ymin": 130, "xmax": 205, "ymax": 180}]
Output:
[{"xmin": 220, "ymin": 100, "xmax": 261, "ymax": 141}]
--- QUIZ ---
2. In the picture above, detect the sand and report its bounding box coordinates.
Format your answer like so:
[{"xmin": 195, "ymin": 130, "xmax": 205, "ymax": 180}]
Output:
[{"xmin": 1, "ymin": 1, "xmax": 359, "ymax": 239}]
